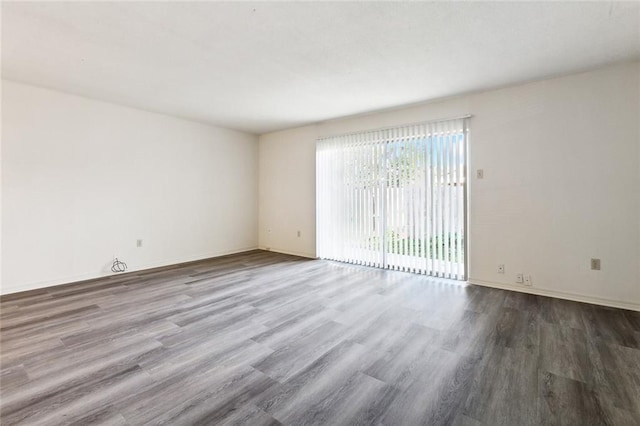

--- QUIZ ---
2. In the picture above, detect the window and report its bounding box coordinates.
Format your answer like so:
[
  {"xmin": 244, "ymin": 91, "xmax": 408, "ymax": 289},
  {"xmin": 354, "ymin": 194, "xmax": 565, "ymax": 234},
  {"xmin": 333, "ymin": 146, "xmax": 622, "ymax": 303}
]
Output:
[{"xmin": 316, "ymin": 117, "xmax": 469, "ymax": 280}]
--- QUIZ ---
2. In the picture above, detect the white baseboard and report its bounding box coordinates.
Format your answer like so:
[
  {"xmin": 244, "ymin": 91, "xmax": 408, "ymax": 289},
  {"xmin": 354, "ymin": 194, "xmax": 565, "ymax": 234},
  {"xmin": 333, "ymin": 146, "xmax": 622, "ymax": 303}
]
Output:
[
  {"xmin": 258, "ymin": 246, "xmax": 317, "ymax": 259},
  {"xmin": 468, "ymin": 278, "xmax": 640, "ymax": 312},
  {"xmin": 0, "ymin": 246, "xmax": 259, "ymax": 296}
]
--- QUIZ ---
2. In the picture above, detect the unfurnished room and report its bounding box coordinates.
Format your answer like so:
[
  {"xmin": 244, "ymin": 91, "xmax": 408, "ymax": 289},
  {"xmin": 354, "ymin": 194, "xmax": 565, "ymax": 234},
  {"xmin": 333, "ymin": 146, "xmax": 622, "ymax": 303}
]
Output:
[{"xmin": 1, "ymin": 1, "xmax": 639, "ymax": 425}]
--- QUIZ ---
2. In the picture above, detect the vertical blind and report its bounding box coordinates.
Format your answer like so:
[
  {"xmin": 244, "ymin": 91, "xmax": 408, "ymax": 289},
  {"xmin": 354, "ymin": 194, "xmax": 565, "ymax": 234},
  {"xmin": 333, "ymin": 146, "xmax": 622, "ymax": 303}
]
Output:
[{"xmin": 316, "ymin": 117, "xmax": 469, "ymax": 280}]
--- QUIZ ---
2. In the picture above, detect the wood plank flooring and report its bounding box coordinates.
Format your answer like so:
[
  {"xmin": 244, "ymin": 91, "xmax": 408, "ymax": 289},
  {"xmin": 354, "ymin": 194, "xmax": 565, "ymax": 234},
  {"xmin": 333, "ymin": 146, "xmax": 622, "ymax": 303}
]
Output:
[{"xmin": 1, "ymin": 250, "xmax": 639, "ymax": 425}]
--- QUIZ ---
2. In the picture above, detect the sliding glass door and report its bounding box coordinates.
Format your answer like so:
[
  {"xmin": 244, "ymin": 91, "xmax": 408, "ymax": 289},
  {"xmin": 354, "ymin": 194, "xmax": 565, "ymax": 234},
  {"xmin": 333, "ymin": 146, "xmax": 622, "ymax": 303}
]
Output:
[{"xmin": 316, "ymin": 117, "xmax": 468, "ymax": 280}]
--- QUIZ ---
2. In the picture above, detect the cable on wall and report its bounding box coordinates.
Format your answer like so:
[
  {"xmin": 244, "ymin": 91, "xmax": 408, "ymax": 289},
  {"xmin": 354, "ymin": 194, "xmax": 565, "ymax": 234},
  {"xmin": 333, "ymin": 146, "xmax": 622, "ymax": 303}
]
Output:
[{"xmin": 111, "ymin": 258, "xmax": 128, "ymax": 273}]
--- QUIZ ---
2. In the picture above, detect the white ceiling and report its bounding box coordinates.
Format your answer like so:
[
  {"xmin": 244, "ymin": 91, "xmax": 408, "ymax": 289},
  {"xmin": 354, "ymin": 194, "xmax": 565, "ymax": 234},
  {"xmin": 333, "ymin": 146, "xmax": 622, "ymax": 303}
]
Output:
[{"xmin": 2, "ymin": 2, "xmax": 639, "ymax": 134}]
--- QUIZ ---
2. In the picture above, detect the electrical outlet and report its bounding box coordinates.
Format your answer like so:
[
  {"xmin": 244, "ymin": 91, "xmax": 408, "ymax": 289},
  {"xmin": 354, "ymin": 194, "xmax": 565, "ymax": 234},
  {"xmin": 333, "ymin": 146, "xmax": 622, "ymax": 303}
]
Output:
[
  {"xmin": 498, "ymin": 264, "xmax": 505, "ymax": 274},
  {"xmin": 590, "ymin": 258, "xmax": 601, "ymax": 271},
  {"xmin": 477, "ymin": 169, "xmax": 484, "ymax": 179},
  {"xmin": 297, "ymin": 230, "xmax": 301, "ymax": 237},
  {"xmin": 136, "ymin": 239, "xmax": 143, "ymax": 247},
  {"xmin": 524, "ymin": 275, "xmax": 532, "ymax": 286},
  {"xmin": 516, "ymin": 273, "xmax": 524, "ymax": 284}
]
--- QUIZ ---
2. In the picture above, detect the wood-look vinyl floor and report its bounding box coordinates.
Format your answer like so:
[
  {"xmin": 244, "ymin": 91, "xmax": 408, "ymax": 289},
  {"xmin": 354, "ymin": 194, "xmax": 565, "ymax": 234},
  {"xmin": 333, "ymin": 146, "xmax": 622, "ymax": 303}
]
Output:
[{"xmin": 1, "ymin": 250, "xmax": 639, "ymax": 425}]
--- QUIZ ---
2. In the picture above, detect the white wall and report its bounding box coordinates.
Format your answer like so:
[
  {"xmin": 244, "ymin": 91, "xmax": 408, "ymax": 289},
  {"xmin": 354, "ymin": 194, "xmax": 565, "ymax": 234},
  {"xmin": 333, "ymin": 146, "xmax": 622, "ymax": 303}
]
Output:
[
  {"xmin": 1, "ymin": 80, "xmax": 258, "ymax": 294},
  {"xmin": 258, "ymin": 61, "xmax": 640, "ymax": 310},
  {"xmin": 259, "ymin": 126, "xmax": 317, "ymax": 258}
]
